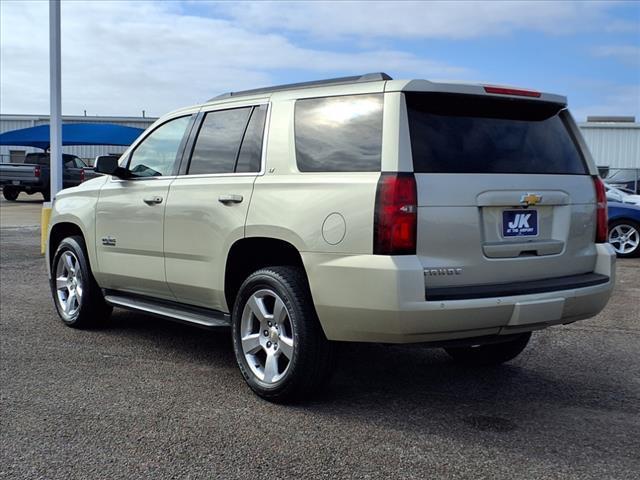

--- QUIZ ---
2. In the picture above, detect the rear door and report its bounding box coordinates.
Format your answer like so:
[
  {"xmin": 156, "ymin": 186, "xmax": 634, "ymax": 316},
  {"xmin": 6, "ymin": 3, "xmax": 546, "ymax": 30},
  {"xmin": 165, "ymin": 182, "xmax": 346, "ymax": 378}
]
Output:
[
  {"xmin": 404, "ymin": 92, "xmax": 597, "ymax": 294},
  {"xmin": 164, "ymin": 103, "xmax": 268, "ymax": 311},
  {"xmin": 95, "ymin": 115, "xmax": 193, "ymax": 299}
]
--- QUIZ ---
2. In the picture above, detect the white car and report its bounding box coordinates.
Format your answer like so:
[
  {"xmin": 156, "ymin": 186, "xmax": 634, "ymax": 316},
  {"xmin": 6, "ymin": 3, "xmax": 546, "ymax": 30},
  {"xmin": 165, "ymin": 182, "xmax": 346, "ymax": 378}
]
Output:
[{"xmin": 605, "ymin": 184, "xmax": 640, "ymax": 206}]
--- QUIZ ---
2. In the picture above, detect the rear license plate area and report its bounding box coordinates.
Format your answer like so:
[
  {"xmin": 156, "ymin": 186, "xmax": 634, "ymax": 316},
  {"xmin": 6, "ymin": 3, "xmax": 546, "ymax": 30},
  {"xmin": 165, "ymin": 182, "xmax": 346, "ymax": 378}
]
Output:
[{"xmin": 502, "ymin": 210, "xmax": 538, "ymax": 237}]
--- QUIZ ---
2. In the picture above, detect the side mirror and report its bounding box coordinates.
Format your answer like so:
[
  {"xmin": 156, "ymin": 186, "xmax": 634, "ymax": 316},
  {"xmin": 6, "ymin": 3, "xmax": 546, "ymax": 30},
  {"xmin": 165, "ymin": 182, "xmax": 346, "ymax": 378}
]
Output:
[{"xmin": 94, "ymin": 155, "xmax": 130, "ymax": 179}]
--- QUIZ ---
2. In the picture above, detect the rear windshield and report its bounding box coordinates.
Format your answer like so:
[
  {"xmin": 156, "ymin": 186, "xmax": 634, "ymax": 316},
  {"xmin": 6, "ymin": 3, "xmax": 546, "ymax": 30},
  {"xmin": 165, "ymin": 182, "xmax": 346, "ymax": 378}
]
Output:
[{"xmin": 405, "ymin": 93, "xmax": 587, "ymax": 174}]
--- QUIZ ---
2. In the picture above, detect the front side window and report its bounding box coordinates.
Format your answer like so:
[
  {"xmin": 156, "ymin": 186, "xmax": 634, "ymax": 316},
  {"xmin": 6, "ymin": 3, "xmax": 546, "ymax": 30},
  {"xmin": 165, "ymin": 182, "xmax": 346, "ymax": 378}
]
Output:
[
  {"xmin": 188, "ymin": 108, "xmax": 251, "ymax": 175},
  {"xmin": 295, "ymin": 94, "xmax": 383, "ymax": 172},
  {"xmin": 128, "ymin": 116, "xmax": 191, "ymax": 177}
]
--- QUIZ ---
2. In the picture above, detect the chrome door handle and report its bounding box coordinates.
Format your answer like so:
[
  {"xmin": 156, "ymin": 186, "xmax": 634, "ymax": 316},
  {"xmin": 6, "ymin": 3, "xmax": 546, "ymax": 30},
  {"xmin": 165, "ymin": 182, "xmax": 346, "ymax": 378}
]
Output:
[
  {"xmin": 218, "ymin": 194, "xmax": 243, "ymax": 204},
  {"xmin": 143, "ymin": 196, "xmax": 163, "ymax": 205}
]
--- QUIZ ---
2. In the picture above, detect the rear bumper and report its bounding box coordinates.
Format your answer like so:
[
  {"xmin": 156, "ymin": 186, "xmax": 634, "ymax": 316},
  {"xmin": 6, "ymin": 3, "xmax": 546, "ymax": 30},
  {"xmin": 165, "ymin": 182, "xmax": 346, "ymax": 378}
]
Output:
[{"xmin": 303, "ymin": 243, "xmax": 616, "ymax": 343}]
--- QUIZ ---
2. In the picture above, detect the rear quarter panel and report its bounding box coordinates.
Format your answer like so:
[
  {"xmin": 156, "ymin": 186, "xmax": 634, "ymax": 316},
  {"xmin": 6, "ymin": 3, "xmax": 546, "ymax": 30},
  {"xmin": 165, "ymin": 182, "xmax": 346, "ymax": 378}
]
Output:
[{"xmin": 246, "ymin": 97, "xmax": 383, "ymax": 254}]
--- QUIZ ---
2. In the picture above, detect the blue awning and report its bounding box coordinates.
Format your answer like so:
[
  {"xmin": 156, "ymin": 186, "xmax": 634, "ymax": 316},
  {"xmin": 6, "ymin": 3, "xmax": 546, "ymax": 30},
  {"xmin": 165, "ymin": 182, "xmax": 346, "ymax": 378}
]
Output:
[{"xmin": 0, "ymin": 123, "xmax": 145, "ymax": 150}]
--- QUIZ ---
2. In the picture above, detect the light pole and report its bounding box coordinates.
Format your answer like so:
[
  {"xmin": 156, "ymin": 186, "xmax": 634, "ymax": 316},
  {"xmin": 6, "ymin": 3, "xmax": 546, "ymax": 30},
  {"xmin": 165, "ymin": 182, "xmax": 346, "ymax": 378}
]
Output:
[
  {"xmin": 42, "ymin": 0, "xmax": 62, "ymax": 254},
  {"xmin": 49, "ymin": 0, "xmax": 62, "ymax": 197}
]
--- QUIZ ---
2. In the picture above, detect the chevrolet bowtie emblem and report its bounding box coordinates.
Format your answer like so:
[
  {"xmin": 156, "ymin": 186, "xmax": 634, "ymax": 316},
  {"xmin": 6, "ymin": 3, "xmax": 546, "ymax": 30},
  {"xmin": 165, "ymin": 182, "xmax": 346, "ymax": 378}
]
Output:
[{"xmin": 520, "ymin": 193, "xmax": 542, "ymax": 207}]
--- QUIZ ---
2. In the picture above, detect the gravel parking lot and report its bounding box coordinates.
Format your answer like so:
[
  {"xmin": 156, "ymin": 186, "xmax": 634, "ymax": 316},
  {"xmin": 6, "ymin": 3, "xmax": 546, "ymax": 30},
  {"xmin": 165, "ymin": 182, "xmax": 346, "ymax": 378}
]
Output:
[{"xmin": 1, "ymin": 196, "xmax": 639, "ymax": 480}]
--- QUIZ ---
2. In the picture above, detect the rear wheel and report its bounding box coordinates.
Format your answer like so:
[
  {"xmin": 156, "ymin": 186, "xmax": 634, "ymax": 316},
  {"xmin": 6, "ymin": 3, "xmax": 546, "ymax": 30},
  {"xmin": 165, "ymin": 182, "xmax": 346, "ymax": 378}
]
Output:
[
  {"xmin": 231, "ymin": 266, "xmax": 334, "ymax": 403},
  {"xmin": 608, "ymin": 219, "xmax": 640, "ymax": 258},
  {"xmin": 2, "ymin": 187, "xmax": 19, "ymax": 201},
  {"xmin": 50, "ymin": 235, "xmax": 112, "ymax": 328},
  {"xmin": 444, "ymin": 332, "xmax": 531, "ymax": 366}
]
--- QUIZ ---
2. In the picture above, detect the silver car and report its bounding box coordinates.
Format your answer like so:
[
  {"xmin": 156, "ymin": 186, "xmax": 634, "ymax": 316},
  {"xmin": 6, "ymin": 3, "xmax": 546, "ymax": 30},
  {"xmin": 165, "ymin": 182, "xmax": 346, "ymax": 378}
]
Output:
[{"xmin": 46, "ymin": 73, "xmax": 615, "ymax": 402}]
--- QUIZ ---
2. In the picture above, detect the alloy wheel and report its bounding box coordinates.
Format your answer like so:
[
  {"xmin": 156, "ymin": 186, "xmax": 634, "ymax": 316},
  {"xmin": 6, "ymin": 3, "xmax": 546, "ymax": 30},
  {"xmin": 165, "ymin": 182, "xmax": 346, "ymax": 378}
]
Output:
[
  {"xmin": 240, "ymin": 289, "xmax": 294, "ymax": 384},
  {"xmin": 609, "ymin": 224, "xmax": 639, "ymax": 255},
  {"xmin": 55, "ymin": 251, "xmax": 83, "ymax": 320}
]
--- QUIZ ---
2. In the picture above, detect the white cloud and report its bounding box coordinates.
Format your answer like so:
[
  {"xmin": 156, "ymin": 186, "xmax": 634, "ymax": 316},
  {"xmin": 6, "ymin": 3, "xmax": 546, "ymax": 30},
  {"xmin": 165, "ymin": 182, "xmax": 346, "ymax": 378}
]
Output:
[
  {"xmin": 570, "ymin": 84, "xmax": 640, "ymax": 121},
  {"xmin": 212, "ymin": 0, "xmax": 628, "ymax": 40},
  {"xmin": 0, "ymin": 0, "xmax": 468, "ymax": 116},
  {"xmin": 592, "ymin": 45, "xmax": 640, "ymax": 66}
]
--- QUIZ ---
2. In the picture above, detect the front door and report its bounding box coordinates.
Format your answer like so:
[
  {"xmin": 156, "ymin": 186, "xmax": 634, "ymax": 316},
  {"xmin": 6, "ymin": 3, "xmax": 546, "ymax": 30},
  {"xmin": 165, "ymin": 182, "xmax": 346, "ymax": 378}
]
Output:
[
  {"xmin": 95, "ymin": 115, "xmax": 193, "ymax": 299},
  {"xmin": 164, "ymin": 104, "xmax": 268, "ymax": 311}
]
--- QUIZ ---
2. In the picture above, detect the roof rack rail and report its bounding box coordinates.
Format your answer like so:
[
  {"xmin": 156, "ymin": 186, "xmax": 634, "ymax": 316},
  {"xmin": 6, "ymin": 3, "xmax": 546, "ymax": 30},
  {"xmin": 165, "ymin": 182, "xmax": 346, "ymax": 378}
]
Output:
[{"xmin": 207, "ymin": 72, "xmax": 392, "ymax": 102}]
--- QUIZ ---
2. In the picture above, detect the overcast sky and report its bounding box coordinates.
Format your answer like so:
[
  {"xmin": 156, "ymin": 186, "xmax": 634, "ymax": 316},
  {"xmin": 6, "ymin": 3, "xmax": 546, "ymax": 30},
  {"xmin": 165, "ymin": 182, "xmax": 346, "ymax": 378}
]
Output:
[{"xmin": 1, "ymin": 0, "xmax": 639, "ymax": 120}]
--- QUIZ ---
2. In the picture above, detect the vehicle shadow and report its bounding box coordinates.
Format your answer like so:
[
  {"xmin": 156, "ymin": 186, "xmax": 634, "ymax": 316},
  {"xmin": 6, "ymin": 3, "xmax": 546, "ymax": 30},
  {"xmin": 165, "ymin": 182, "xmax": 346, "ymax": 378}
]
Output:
[{"xmin": 104, "ymin": 309, "xmax": 638, "ymax": 427}]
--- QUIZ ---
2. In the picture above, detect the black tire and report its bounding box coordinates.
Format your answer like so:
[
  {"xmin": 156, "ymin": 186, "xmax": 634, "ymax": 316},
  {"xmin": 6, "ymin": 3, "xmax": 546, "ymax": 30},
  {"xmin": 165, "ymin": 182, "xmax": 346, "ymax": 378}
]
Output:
[
  {"xmin": 444, "ymin": 332, "xmax": 531, "ymax": 366},
  {"xmin": 2, "ymin": 187, "xmax": 19, "ymax": 201},
  {"xmin": 50, "ymin": 235, "xmax": 112, "ymax": 328},
  {"xmin": 608, "ymin": 219, "xmax": 640, "ymax": 258},
  {"xmin": 231, "ymin": 266, "xmax": 334, "ymax": 403}
]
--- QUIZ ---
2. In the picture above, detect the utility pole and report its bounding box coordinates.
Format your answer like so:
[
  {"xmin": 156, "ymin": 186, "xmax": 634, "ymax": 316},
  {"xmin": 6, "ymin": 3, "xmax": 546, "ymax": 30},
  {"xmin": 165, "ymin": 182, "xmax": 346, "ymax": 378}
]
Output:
[{"xmin": 49, "ymin": 0, "xmax": 62, "ymax": 198}]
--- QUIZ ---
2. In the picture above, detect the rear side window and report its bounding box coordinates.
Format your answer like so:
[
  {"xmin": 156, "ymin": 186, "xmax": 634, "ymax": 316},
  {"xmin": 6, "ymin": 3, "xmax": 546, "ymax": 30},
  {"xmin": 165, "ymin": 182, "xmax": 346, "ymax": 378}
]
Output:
[
  {"xmin": 188, "ymin": 107, "xmax": 251, "ymax": 175},
  {"xmin": 236, "ymin": 105, "xmax": 268, "ymax": 173},
  {"xmin": 295, "ymin": 94, "xmax": 383, "ymax": 172},
  {"xmin": 405, "ymin": 93, "xmax": 587, "ymax": 174}
]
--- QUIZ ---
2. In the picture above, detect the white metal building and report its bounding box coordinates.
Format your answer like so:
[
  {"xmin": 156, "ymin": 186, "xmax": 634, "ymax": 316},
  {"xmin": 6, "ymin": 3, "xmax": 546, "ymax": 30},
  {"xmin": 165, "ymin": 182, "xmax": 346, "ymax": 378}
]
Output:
[
  {"xmin": 578, "ymin": 120, "xmax": 640, "ymax": 169},
  {"xmin": 0, "ymin": 113, "xmax": 156, "ymax": 164}
]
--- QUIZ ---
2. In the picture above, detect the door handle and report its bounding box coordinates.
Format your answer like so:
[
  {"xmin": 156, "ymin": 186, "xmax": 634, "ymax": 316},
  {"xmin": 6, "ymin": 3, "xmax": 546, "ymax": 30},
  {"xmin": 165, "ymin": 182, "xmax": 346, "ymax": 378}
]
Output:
[
  {"xmin": 143, "ymin": 196, "xmax": 163, "ymax": 205},
  {"xmin": 218, "ymin": 194, "xmax": 243, "ymax": 204}
]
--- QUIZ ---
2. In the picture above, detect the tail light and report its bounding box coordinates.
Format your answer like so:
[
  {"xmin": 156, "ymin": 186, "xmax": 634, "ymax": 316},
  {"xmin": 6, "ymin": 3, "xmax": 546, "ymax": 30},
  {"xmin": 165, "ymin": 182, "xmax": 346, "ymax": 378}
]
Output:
[
  {"xmin": 79, "ymin": 168, "xmax": 85, "ymax": 183},
  {"xmin": 593, "ymin": 176, "xmax": 608, "ymax": 243},
  {"xmin": 373, "ymin": 172, "xmax": 417, "ymax": 255},
  {"xmin": 34, "ymin": 165, "xmax": 41, "ymax": 178}
]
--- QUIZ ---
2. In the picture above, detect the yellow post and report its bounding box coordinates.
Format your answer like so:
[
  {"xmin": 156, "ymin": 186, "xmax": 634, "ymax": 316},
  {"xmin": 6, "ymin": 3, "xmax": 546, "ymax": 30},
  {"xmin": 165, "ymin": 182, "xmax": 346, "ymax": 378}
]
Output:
[{"xmin": 41, "ymin": 202, "xmax": 52, "ymax": 255}]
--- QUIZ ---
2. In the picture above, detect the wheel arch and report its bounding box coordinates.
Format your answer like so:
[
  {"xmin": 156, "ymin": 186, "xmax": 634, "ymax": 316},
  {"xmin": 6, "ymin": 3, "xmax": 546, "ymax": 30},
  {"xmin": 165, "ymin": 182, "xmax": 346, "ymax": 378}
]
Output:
[
  {"xmin": 224, "ymin": 236, "xmax": 309, "ymax": 313},
  {"xmin": 47, "ymin": 221, "xmax": 89, "ymax": 274}
]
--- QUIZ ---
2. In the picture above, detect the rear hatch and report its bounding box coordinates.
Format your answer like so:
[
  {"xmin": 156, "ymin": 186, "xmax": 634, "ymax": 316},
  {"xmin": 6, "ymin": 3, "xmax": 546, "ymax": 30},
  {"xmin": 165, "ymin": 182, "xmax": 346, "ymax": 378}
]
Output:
[{"xmin": 404, "ymin": 92, "xmax": 597, "ymax": 297}]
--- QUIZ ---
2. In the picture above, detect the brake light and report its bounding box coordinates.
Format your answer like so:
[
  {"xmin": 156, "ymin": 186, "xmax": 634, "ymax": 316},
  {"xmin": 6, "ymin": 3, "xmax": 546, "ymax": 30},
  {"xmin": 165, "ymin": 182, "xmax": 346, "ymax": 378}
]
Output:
[
  {"xmin": 34, "ymin": 165, "xmax": 41, "ymax": 178},
  {"xmin": 79, "ymin": 168, "xmax": 85, "ymax": 183},
  {"xmin": 374, "ymin": 172, "xmax": 417, "ymax": 255},
  {"xmin": 483, "ymin": 85, "xmax": 541, "ymax": 98},
  {"xmin": 593, "ymin": 176, "xmax": 608, "ymax": 243}
]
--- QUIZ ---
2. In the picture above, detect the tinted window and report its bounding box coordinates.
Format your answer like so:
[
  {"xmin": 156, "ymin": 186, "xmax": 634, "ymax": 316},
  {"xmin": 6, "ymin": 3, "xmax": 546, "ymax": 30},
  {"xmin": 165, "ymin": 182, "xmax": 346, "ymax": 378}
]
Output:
[
  {"xmin": 236, "ymin": 105, "xmax": 267, "ymax": 173},
  {"xmin": 295, "ymin": 94, "xmax": 383, "ymax": 172},
  {"xmin": 188, "ymin": 108, "xmax": 251, "ymax": 175},
  {"xmin": 406, "ymin": 93, "xmax": 586, "ymax": 174},
  {"xmin": 128, "ymin": 116, "xmax": 191, "ymax": 177}
]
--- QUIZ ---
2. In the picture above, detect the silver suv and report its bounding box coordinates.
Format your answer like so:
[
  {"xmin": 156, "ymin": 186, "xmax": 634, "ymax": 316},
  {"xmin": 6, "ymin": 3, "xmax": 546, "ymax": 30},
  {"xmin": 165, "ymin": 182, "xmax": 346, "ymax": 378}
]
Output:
[{"xmin": 46, "ymin": 73, "xmax": 615, "ymax": 402}]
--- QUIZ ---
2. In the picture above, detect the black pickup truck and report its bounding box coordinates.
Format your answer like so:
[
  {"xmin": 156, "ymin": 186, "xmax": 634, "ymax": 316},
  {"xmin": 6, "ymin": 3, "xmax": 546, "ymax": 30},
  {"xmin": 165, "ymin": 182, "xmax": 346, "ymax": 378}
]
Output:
[{"xmin": 0, "ymin": 153, "xmax": 95, "ymax": 201}]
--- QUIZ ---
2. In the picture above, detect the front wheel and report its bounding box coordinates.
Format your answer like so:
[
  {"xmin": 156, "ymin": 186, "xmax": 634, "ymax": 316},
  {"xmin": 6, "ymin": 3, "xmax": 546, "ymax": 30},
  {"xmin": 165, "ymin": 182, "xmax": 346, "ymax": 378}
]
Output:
[
  {"xmin": 50, "ymin": 235, "xmax": 112, "ymax": 328},
  {"xmin": 608, "ymin": 219, "xmax": 640, "ymax": 258},
  {"xmin": 231, "ymin": 266, "xmax": 334, "ymax": 403},
  {"xmin": 444, "ymin": 332, "xmax": 531, "ymax": 366},
  {"xmin": 2, "ymin": 187, "xmax": 19, "ymax": 201}
]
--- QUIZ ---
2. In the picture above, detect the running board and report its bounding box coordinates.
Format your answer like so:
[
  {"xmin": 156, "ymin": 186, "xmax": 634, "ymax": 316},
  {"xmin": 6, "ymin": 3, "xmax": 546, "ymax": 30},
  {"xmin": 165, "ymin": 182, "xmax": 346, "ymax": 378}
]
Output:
[{"xmin": 104, "ymin": 291, "xmax": 230, "ymax": 329}]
